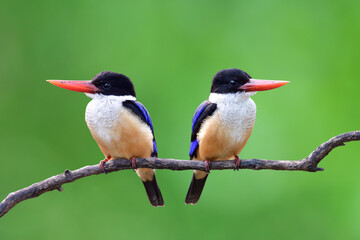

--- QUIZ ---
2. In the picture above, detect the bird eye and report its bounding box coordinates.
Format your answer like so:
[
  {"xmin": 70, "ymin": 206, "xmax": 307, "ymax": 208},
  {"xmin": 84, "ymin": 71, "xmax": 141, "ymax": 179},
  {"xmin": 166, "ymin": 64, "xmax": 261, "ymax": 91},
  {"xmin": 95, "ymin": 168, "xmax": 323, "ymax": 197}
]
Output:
[
  {"xmin": 229, "ymin": 80, "xmax": 238, "ymax": 86},
  {"xmin": 103, "ymin": 82, "xmax": 111, "ymax": 89}
]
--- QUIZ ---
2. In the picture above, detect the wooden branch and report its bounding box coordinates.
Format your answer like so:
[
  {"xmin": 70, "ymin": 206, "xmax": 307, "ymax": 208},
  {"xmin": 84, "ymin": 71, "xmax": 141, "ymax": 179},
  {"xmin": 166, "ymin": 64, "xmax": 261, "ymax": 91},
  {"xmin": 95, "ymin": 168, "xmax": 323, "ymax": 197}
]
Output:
[{"xmin": 1, "ymin": 131, "xmax": 359, "ymax": 217}]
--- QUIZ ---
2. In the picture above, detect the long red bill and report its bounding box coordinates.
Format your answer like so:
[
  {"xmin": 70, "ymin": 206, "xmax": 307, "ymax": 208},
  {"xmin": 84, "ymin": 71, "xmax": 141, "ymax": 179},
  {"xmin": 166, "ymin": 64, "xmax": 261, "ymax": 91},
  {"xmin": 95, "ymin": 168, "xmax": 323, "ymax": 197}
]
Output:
[
  {"xmin": 239, "ymin": 79, "xmax": 289, "ymax": 92},
  {"xmin": 46, "ymin": 80, "xmax": 99, "ymax": 93}
]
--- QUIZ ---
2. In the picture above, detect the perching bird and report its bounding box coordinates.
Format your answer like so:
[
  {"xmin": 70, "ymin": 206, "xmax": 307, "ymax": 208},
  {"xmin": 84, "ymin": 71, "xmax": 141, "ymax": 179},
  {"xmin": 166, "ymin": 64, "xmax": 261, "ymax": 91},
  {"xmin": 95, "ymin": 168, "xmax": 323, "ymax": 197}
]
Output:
[
  {"xmin": 47, "ymin": 71, "xmax": 164, "ymax": 207},
  {"xmin": 185, "ymin": 68, "xmax": 289, "ymax": 204}
]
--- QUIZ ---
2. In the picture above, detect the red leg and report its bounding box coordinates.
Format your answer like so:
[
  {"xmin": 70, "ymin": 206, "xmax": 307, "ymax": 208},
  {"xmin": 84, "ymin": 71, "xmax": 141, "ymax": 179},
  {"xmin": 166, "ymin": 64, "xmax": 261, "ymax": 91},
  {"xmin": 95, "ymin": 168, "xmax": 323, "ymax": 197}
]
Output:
[
  {"xmin": 204, "ymin": 160, "xmax": 210, "ymax": 173},
  {"xmin": 99, "ymin": 155, "xmax": 111, "ymax": 174},
  {"xmin": 234, "ymin": 155, "xmax": 241, "ymax": 171},
  {"xmin": 131, "ymin": 156, "xmax": 137, "ymax": 172}
]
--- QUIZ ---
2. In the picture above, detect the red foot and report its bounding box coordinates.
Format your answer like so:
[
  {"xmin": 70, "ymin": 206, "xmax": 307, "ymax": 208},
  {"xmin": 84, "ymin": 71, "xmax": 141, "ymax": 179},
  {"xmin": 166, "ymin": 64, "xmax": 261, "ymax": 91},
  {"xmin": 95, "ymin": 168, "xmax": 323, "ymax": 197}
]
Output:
[
  {"xmin": 99, "ymin": 155, "xmax": 111, "ymax": 174},
  {"xmin": 131, "ymin": 156, "xmax": 137, "ymax": 172},
  {"xmin": 204, "ymin": 160, "xmax": 210, "ymax": 173},
  {"xmin": 234, "ymin": 155, "xmax": 241, "ymax": 171}
]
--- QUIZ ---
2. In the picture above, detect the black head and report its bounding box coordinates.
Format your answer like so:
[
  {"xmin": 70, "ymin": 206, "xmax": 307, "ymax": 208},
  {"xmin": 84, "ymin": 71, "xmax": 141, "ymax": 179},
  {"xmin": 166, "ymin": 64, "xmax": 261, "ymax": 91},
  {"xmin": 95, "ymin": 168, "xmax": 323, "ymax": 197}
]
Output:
[
  {"xmin": 210, "ymin": 68, "xmax": 252, "ymax": 94},
  {"xmin": 91, "ymin": 71, "xmax": 136, "ymax": 97}
]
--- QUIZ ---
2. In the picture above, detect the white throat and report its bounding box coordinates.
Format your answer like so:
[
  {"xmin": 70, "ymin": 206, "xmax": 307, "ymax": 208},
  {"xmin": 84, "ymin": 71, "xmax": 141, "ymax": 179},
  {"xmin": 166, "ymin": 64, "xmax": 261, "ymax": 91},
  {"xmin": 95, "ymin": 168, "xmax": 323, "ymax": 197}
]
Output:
[
  {"xmin": 85, "ymin": 93, "xmax": 136, "ymax": 101},
  {"xmin": 208, "ymin": 91, "xmax": 256, "ymax": 104}
]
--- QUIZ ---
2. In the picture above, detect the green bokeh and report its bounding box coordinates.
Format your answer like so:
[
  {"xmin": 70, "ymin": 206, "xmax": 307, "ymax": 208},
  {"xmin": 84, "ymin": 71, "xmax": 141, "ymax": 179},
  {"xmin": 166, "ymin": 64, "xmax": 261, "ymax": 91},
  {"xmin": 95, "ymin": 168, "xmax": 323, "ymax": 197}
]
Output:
[{"xmin": 1, "ymin": 0, "xmax": 359, "ymax": 239}]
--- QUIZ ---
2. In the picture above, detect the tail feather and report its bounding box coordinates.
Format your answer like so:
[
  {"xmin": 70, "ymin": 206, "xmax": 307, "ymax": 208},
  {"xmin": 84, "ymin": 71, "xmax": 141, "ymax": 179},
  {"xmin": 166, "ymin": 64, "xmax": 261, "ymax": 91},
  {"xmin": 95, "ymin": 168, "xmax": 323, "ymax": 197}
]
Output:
[
  {"xmin": 142, "ymin": 175, "xmax": 164, "ymax": 207},
  {"xmin": 185, "ymin": 173, "xmax": 208, "ymax": 205}
]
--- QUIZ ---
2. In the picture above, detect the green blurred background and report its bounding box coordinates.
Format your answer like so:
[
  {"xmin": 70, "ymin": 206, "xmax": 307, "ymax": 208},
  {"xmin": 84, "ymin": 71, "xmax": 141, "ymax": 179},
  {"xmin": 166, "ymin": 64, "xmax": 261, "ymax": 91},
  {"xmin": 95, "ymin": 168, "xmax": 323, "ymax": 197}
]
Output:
[{"xmin": 1, "ymin": 0, "xmax": 359, "ymax": 239}]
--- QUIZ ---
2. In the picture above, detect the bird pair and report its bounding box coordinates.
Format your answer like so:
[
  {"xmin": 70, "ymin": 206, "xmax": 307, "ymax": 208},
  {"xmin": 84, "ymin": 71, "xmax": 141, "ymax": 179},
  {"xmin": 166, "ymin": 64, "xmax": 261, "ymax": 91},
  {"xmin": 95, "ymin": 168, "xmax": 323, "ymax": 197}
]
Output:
[{"xmin": 47, "ymin": 69, "xmax": 289, "ymax": 207}]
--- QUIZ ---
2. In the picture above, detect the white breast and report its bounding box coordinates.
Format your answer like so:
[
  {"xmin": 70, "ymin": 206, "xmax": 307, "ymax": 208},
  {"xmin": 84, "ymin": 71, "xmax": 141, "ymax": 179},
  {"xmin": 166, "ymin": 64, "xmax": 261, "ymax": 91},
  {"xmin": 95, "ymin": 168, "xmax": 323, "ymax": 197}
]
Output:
[
  {"xmin": 208, "ymin": 92, "xmax": 257, "ymax": 145},
  {"xmin": 85, "ymin": 94, "xmax": 137, "ymax": 144}
]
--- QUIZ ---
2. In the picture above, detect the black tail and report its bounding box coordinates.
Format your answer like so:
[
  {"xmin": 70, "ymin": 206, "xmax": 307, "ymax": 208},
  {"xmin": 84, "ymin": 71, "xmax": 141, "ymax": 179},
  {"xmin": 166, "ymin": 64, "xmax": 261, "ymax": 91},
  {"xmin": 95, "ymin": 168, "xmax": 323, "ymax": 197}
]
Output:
[
  {"xmin": 185, "ymin": 174, "xmax": 208, "ymax": 205},
  {"xmin": 142, "ymin": 175, "xmax": 164, "ymax": 207}
]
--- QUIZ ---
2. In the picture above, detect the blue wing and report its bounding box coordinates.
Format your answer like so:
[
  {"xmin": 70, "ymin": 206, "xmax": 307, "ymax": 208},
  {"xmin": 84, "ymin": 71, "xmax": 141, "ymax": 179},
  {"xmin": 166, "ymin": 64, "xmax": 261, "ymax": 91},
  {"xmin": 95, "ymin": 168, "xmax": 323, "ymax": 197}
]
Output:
[
  {"xmin": 189, "ymin": 101, "xmax": 217, "ymax": 158},
  {"xmin": 123, "ymin": 100, "xmax": 158, "ymax": 157}
]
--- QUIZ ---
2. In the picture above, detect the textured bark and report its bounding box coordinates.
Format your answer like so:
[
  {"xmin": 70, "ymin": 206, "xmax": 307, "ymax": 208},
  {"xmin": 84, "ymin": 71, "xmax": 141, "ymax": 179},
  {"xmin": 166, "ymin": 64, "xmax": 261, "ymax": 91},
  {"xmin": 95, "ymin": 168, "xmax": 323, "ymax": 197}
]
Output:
[{"xmin": 0, "ymin": 131, "xmax": 359, "ymax": 217}]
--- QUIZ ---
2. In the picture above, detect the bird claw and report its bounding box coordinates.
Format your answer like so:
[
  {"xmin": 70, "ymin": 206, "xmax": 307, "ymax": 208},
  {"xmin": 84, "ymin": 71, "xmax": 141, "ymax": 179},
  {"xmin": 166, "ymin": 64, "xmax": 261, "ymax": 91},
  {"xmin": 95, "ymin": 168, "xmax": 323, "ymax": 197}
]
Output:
[
  {"xmin": 234, "ymin": 155, "xmax": 241, "ymax": 171},
  {"xmin": 99, "ymin": 156, "xmax": 110, "ymax": 174},
  {"xmin": 131, "ymin": 156, "xmax": 137, "ymax": 172}
]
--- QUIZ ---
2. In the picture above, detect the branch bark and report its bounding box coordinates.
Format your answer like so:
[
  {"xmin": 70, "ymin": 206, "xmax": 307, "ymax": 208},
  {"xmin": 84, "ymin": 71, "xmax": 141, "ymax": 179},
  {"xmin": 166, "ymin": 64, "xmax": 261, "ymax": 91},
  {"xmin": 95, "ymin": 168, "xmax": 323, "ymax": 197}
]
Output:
[{"xmin": 1, "ymin": 131, "xmax": 359, "ymax": 217}]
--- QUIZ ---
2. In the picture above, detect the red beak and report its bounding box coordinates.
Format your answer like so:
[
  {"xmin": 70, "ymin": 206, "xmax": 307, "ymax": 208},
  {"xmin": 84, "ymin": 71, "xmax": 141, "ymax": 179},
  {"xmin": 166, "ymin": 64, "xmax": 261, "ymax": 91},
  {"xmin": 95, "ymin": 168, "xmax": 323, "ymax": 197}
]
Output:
[
  {"xmin": 239, "ymin": 79, "xmax": 289, "ymax": 92},
  {"xmin": 46, "ymin": 80, "xmax": 100, "ymax": 93}
]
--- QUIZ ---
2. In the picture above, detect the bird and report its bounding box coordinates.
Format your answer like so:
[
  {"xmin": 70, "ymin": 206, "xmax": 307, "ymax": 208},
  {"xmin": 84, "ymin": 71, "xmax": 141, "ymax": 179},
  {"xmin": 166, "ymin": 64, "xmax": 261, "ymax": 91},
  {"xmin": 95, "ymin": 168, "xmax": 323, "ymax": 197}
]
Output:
[
  {"xmin": 47, "ymin": 71, "xmax": 164, "ymax": 207},
  {"xmin": 185, "ymin": 68, "xmax": 289, "ymax": 204}
]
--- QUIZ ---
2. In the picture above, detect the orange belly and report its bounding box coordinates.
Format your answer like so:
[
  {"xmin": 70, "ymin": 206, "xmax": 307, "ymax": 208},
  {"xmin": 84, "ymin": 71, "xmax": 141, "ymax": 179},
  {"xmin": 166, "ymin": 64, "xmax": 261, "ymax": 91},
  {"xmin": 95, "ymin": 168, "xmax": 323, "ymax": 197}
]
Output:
[
  {"xmin": 89, "ymin": 111, "xmax": 155, "ymax": 182},
  {"xmin": 196, "ymin": 114, "xmax": 254, "ymax": 161}
]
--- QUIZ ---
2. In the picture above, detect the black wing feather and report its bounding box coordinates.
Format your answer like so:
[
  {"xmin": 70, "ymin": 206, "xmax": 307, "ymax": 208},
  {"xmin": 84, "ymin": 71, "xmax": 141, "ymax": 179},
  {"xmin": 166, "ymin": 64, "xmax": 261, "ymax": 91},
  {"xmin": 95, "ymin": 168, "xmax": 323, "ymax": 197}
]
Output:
[
  {"xmin": 189, "ymin": 101, "xmax": 217, "ymax": 158},
  {"xmin": 123, "ymin": 100, "xmax": 157, "ymax": 157},
  {"xmin": 123, "ymin": 100, "xmax": 150, "ymax": 129}
]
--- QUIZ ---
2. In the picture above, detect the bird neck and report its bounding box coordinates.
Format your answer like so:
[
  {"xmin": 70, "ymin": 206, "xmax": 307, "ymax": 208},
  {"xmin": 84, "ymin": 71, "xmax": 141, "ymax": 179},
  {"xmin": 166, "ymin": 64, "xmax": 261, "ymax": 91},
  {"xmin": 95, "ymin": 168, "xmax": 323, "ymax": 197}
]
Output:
[
  {"xmin": 208, "ymin": 91, "xmax": 256, "ymax": 104},
  {"xmin": 85, "ymin": 93, "xmax": 137, "ymax": 102}
]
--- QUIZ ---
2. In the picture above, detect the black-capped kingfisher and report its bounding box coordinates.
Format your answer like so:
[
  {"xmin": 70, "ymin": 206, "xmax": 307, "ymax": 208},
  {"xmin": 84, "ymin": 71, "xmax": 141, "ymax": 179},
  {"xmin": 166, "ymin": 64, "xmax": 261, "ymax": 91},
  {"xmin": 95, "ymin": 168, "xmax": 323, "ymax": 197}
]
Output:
[
  {"xmin": 185, "ymin": 68, "xmax": 289, "ymax": 204},
  {"xmin": 47, "ymin": 71, "xmax": 164, "ymax": 207}
]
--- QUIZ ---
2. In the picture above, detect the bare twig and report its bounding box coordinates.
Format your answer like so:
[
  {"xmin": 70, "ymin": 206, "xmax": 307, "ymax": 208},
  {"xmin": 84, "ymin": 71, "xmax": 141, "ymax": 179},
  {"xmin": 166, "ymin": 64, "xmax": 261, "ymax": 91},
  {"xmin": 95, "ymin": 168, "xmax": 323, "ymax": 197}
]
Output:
[{"xmin": 1, "ymin": 131, "xmax": 359, "ymax": 217}]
